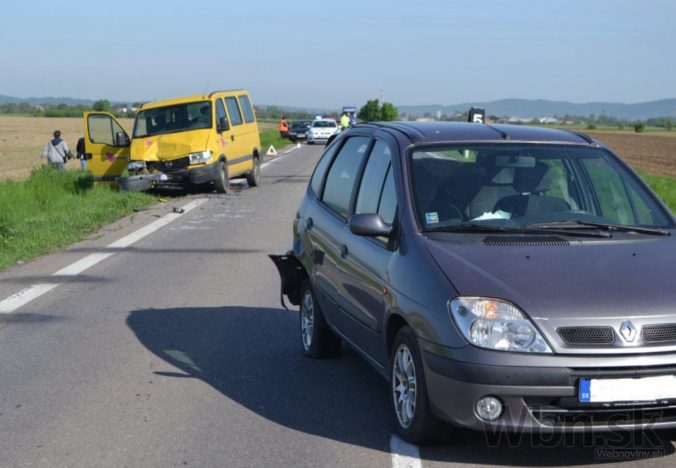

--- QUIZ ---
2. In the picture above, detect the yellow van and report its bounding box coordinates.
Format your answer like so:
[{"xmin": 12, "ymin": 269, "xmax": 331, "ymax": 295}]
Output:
[{"xmin": 82, "ymin": 90, "xmax": 262, "ymax": 192}]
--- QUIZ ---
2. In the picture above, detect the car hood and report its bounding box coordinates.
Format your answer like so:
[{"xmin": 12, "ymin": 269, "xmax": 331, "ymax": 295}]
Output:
[
  {"xmin": 131, "ymin": 129, "xmax": 211, "ymax": 161},
  {"xmin": 424, "ymin": 235, "xmax": 676, "ymax": 353}
]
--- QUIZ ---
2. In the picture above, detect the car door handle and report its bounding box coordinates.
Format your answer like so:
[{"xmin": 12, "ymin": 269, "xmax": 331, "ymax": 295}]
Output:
[
  {"xmin": 306, "ymin": 217, "xmax": 313, "ymax": 230},
  {"xmin": 231, "ymin": 135, "xmax": 235, "ymax": 142},
  {"xmin": 340, "ymin": 245, "xmax": 348, "ymax": 259}
]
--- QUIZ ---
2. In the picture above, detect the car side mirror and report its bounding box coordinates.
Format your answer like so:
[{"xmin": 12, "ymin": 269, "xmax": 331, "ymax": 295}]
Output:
[
  {"xmin": 115, "ymin": 131, "xmax": 130, "ymax": 147},
  {"xmin": 218, "ymin": 117, "xmax": 230, "ymax": 133},
  {"xmin": 349, "ymin": 213, "xmax": 392, "ymax": 237}
]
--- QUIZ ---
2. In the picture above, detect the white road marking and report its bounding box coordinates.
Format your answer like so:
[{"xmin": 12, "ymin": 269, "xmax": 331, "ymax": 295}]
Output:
[
  {"xmin": 0, "ymin": 198, "xmax": 208, "ymax": 314},
  {"xmin": 261, "ymin": 144, "xmax": 300, "ymax": 169},
  {"xmin": 390, "ymin": 434, "xmax": 422, "ymax": 468}
]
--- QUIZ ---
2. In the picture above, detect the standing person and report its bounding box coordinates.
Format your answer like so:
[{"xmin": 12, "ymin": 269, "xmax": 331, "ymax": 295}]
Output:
[
  {"xmin": 76, "ymin": 137, "xmax": 87, "ymax": 171},
  {"xmin": 41, "ymin": 130, "xmax": 72, "ymax": 171},
  {"xmin": 278, "ymin": 115, "xmax": 288, "ymax": 138},
  {"xmin": 340, "ymin": 112, "xmax": 350, "ymax": 131}
]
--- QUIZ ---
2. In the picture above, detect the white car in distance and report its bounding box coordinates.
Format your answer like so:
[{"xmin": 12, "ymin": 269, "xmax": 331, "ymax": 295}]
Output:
[{"xmin": 306, "ymin": 119, "xmax": 339, "ymax": 145}]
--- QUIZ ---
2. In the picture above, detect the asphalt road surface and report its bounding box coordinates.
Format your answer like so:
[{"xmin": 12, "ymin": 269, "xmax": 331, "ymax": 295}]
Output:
[{"xmin": 1, "ymin": 144, "xmax": 676, "ymax": 467}]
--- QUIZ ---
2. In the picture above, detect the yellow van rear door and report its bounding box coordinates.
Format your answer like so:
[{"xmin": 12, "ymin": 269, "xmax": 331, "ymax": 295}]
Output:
[{"xmin": 83, "ymin": 112, "xmax": 130, "ymax": 181}]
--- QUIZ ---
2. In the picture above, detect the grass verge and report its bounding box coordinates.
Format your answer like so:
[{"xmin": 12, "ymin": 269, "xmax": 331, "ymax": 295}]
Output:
[
  {"xmin": 260, "ymin": 129, "xmax": 293, "ymax": 153},
  {"xmin": 0, "ymin": 168, "xmax": 156, "ymax": 271},
  {"xmin": 641, "ymin": 172, "xmax": 676, "ymax": 213}
]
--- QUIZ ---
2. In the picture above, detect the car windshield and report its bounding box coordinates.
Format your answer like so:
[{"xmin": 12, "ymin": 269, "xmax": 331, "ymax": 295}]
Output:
[
  {"xmin": 313, "ymin": 120, "xmax": 336, "ymax": 128},
  {"xmin": 133, "ymin": 101, "xmax": 212, "ymax": 137},
  {"xmin": 410, "ymin": 143, "xmax": 673, "ymax": 231},
  {"xmin": 291, "ymin": 121, "xmax": 310, "ymax": 128}
]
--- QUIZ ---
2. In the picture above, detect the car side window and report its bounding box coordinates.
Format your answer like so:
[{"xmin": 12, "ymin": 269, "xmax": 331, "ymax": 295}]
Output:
[
  {"xmin": 355, "ymin": 140, "xmax": 392, "ymax": 215},
  {"xmin": 378, "ymin": 166, "xmax": 397, "ymax": 224},
  {"xmin": 310, "ymin": 142, "xmax": 340, "ymax": 196},
  {"xmin": 321, "ymin": 137, "xmax": 370, "ymax": 217},
  {"xmin": 225, "ymin": 97, "xmax": 243, "ymax": 126},
  {"xmin": 238, "ymin": 95, "xmax": 256, "ymax": 123}
]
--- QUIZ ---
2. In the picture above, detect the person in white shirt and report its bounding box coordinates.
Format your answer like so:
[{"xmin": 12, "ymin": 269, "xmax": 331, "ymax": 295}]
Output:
[{"xmin": 42, "ymin": 130, "xmax": 72, "ymax": 171}]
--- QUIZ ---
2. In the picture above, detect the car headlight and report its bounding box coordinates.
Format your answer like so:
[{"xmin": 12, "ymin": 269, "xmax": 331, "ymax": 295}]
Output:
[
  {"xmin": 449, "ymin": 297, "xmax": 552, "ymax": 353},
  {"xmin": 189, "ymin": 151, "xmax": 212, "ymax": 164},
  {"xmin": 127, "ymin": 160, "xmax": 146, "ymax": 170}
]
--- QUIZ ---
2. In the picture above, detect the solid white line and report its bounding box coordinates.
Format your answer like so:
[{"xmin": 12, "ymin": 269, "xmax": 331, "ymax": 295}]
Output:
[
  {"xmin": 0, "ymin": 198, "xmax": 208, "ymax": 314},
  {"xmin": 0, "ymin": 283, "xmax": 60, "ymax": 314},
  {"xmin": 108, "ymin": 198, "xmax": 206, "ymax": 249},
  {"xmin": 390, "ymin": 434, "xmax": 422, "ymax": 468}
]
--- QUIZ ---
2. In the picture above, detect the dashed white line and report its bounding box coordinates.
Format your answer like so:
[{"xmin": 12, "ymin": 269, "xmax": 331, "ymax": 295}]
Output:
[
  {"xmin": 0, "ymin": 198, "xmax": 208, "ymax": 314},
  {"xmin": 390, "ymin": 434, "xmax": 422, "ymax": 468}
]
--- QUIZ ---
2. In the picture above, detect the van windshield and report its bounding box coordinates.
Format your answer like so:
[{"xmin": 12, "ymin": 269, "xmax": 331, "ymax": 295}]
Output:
[
  {"xmin": 409, "ymin": 143, "xmax": 673, "ymax": 231},
  {"xmin": 133, "ymin": 101, "xmax": 212, "ymax": 137}
]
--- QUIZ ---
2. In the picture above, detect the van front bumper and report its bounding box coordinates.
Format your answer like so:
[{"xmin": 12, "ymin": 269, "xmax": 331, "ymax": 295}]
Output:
[
  {"xmin": 420, "ymin": 341, "xmax": 676, "ymax": 432},
  {"xmin": 155, "ymin": 160, "xmax": 221, "ymax": 186}
]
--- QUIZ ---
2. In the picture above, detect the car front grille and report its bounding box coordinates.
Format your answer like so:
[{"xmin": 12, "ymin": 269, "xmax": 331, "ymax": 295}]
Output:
[
  {"xmin": 642, "ymin": 324, "xmax": 676, "ymax": 344},
  {"xmin": 148, "ymin": 157, "xmax": 190, "ymax": 173},
  {"xmin": 558, "ymin": 326, "xmax": 615, "ymax": 345},
  {"xmin": 527, "ymin": 399, "xmax": 676, "ymax": 427}
]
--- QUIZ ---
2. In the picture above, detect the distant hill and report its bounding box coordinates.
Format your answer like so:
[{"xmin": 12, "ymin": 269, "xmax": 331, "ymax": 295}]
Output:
[
  {"xmin": 0, "ymin": 95, "xmax": 95, "ymax": 106},
  {"xmin": 398, "ymin": 98, "xmax": 676, "ymax": 120}
]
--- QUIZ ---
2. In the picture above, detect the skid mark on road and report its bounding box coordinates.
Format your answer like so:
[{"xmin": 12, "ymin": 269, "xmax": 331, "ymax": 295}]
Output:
[{"xmin": 0, "ymin": 198, "xmax": 208, "ymax": 315}]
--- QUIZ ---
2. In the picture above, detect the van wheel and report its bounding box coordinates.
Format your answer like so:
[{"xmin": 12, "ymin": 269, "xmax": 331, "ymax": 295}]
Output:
[
  {"xmin": 299, "ymin": 281, "xmax": 341, "ymax": 358},
  {"xmin": 246, "ymin": 156, "xmax": 261, "ymax": 187},
  {"xmin": 390, "ymin": 325, "xmax": 445, "ymax": 445},
  {"xmin": 214, "ymin": 160, "xmax": 229, "ymax": 193}
]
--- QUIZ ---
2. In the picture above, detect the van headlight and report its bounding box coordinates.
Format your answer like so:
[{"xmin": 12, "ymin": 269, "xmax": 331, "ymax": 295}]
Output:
[
  {"xmin": 449, "ymin": 297, "xmax": 552, "ymax": 353},
  {"xmin": 189, "ymin": 151, "xmax": 212, "ymax": 164},
  {"xmin": 127, "ymin": 160, "xmax": 146, "ymax": 170}
]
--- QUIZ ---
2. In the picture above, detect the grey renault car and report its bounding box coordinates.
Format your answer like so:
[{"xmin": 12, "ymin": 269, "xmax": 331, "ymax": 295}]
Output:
[{"xmin": 270, "ymin": 121, "xmax": 676, "ymax": 444}]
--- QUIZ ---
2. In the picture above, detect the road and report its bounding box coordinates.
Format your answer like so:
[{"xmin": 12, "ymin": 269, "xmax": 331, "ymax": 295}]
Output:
[{"xmin": 1, "ymin": 144, "xmax": 675, "ymax": 467}]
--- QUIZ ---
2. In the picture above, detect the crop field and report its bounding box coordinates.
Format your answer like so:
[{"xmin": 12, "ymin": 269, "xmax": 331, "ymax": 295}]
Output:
[
  {"xmin": 0, "ymin": 116, "xmax": 276, "ymax": 181},
  {"xmin": 586, "ymin": 130, "xmax": 676, "ymax": 178},
  {"xmin": 1, "ymin": 115, "xmax": 674, "ymax": 180}
]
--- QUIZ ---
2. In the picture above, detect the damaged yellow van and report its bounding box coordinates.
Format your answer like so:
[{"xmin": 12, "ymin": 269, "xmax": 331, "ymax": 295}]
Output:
[{"xmin": 82, "ymin": 90, "xmax": 261, "ymax": 192}]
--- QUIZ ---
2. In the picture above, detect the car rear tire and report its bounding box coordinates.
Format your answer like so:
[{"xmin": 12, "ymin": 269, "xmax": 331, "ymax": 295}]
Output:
[
  {"xmin": 214, "ymin": 160, "xmax": 229, "ymax": 193},
  {"xmin": 299, "ymin": 281, "xmax": 341, "ymax": 358},
  {"xmin": 246, "ymin": 156, "xmax": 261, "ymax": 187},
  {"xmin": 390, "ymin": 325, "xmax": 445, "ymax": 445}
]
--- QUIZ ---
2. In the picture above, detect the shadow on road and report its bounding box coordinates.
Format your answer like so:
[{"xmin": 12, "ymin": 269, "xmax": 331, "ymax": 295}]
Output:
[
  {"xmin": 126, "ymin": 306, "xmax": 676, "ymax": 464},
  {"xmin": 126, "ymin": 306, "xmax": 392, "ymax": 452}
]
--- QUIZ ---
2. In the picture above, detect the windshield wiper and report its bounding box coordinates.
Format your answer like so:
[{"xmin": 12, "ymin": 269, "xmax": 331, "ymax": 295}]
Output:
[
  {"xmin": 427, "ymin": 223, "xmax": 611, "ymax": 238},
  {"xmin": 525, "ymin": 220, "xmax": 670, "ymax": 236}
]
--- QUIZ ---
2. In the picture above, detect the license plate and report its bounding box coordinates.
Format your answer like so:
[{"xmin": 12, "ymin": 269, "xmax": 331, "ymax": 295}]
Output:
[{"xmin": 579, "ymin": 375, "xmax": 676, "ymax": 403}]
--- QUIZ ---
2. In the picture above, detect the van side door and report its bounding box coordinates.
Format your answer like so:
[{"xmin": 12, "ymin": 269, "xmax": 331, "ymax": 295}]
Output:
[
  {"xmin": 83, "ymin": 112, "xmax": 130, "ymax": 181},
  {"xmin": 223, "ymin": 96, "xmax": 251, "ymax": 176}
]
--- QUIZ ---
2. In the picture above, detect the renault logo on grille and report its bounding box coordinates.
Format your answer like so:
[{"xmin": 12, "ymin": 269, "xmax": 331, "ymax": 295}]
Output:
[
  {"xmin": 164, "ymin": 161, "xmax": 173, "ymax": 168},
  {"xmin": 619, "ymin": 321, "xmax": 637, "ymax": 342}
]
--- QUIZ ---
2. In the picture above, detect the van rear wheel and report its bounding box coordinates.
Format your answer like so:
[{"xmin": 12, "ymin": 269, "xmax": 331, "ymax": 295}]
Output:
[
  {"xmin": 214, "ymin": 160, "xmax": 229, "ymax": 193},
  {"xmin": 246, "ymin": 156, "xmax": 261, "ymax": 187}
]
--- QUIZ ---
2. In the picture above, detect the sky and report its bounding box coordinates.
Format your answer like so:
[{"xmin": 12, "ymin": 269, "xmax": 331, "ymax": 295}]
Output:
[{"xmin": 1, "ymin": 0, "xmax": 674, "ymax": 108}]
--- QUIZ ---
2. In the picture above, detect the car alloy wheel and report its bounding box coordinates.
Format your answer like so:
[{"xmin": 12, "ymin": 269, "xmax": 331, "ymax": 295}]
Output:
[
  {"xmin": 300, "ymin": 289, "xmax": 315, "ymax": 352},
  {"xmin": 392, "ymin": 343, "xmax": 417, "ymax": 428}
]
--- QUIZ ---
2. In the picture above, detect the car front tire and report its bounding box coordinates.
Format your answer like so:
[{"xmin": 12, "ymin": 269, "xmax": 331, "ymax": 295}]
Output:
[
  {"xmin": 246, "ymin": 156, "xmax": 261, "ymax": 187},
  {"xmin": 390, "ymin": 325, "xmax": 445, "ymax": 445},
  {"xmin": 299, "ymin": 281, "xmax": 341, "ymax": 358},
  {"xmin": 214, "ymin": 160, "xmax": 229, "ymax": 193}
]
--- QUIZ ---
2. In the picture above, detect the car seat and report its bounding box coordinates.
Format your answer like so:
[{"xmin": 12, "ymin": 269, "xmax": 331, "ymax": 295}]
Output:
[{"xmin": 494, "ymin": 162, "xmax": 570, "ymax": 217}]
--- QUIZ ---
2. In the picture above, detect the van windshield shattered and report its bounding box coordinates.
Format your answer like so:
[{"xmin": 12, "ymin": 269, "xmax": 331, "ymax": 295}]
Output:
[
  {"xmin": 133, "ymin": 101, "xmax": 212, "ymax": 137},
  {"xmin": 410, "ymin": 144, "xmax": 673, "ymax": 232}
]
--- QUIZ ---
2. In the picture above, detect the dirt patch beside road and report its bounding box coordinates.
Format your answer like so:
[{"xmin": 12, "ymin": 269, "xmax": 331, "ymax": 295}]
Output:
[{"xmin": 587, "ymin": 131, "xmax": 676, "ymax": 177}]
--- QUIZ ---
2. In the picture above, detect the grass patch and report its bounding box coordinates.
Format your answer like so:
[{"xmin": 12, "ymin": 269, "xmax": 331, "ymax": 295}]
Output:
[
  {"xmin": 0, "ymin": 168, "xmax": 156, "ymax": 271},
  {"xmin": 640, "ymin": 172, "xmax": 676, "ymax": 213},
  {"xmin": 259, "ymin": 129, "xmax": 293, "ymax": 153}
]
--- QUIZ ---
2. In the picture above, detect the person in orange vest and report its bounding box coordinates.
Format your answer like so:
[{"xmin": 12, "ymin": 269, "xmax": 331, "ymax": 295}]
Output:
[{"xmin": 279, "ymin": 116, "xmax": 289, "ymax": 138}]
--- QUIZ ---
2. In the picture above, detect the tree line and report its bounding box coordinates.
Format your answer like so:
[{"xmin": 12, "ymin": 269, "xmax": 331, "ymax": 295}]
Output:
[{"xmin": 0, "ymin": 99, "xmax": 140, "ymax": 118}]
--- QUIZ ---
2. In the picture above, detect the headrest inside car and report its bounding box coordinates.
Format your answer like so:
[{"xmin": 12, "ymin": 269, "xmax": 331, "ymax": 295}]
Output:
[{"xmin": 514, "ymin": 162, "xmax": 553, "ymax": 193}]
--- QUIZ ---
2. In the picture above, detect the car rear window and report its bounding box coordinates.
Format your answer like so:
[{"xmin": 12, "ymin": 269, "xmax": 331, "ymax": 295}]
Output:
[{"xmin": 322, "ymin": 137, "xmax": 370, "ymax": 217}]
